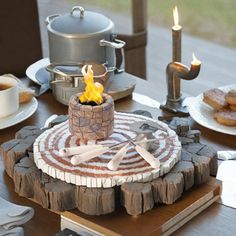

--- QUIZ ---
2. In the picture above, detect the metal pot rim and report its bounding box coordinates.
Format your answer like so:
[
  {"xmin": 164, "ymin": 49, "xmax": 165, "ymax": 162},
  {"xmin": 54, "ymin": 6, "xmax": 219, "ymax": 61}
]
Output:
[
  {"xmin": 46, "ymin": 6, "xmax": 114, "ymax": 38},
  {"xmin": 47, "ymin": 21, "xmax": 114, "ymax": 39}
]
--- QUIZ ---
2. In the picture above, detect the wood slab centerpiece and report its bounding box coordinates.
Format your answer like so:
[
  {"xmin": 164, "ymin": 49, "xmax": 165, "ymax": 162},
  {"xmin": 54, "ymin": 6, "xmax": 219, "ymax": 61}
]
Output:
[{"xmin": 0, "ymin": 65, "xmax": 219, "ymax": 219}]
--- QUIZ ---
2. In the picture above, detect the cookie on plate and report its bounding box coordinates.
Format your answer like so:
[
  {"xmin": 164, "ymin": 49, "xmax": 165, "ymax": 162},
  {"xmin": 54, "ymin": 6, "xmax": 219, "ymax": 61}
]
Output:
[
  {"xmin": 203, "ymin": 88, "xmax": 228, "ymax": 110},
  {"xmin": 214, "ymin": 109, "xmax": 236, "ymax": 126},
  {"xmin": 225, "ymin": 89, "xmax": 236, "ymax": 105}
]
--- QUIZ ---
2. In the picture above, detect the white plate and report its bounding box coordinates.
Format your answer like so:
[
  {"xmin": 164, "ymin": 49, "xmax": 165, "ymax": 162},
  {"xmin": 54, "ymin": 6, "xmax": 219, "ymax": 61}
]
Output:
[
  {"xmin": 26, "ymin": 58, "xmax": 50, "ymax": 85},
  {"xmin": 184, "ymin": 84, "xmax": 236, "ymax": 135},
  {"xmin": 132, "ymin": 92, "xmax": 160, "ymax": 109},
  {"xmin": 0, "ymin": 98, "xmax": 38, "ymax": 129}
]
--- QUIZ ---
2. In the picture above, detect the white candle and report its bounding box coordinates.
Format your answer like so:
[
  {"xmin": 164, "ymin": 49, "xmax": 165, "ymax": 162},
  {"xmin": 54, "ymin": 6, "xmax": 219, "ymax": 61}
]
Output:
[
  {"xmin": 172, "ymin": 6, "xmax": 182, "ymax": 62},
  {"xmin": 172, "ymin": 6, "xmax": 181, "ymax": 31}
]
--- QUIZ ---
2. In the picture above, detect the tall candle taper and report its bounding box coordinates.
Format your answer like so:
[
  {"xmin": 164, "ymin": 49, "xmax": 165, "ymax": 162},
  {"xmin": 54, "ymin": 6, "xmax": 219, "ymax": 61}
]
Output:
[
  {"xmin": 172, "ymin": 6, "xmax": 182, "ymax": 107},
  {"xmin": 172, "ymin": 6, "xmax": 182, "ymax": 62}
]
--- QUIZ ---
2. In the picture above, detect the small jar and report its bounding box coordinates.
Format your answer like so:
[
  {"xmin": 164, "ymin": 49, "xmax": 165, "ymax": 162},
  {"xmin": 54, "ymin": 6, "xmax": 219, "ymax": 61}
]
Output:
[{"xmin": 69, "ymin": 93, "xmax": 114, "ymax": 141}]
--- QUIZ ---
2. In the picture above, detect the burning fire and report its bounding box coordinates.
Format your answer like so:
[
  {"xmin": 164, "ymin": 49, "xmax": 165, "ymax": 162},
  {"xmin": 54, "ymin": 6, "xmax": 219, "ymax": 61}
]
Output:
[
  {"xmin": 80, "ymin": 65, "xmax": 104, "ymax": 104},
  {"xmin": 192, "ymin": 52, "xmax": 201, "ymax": 66},
  {"xmin": 173, "ymin": 6, "xmax": 179, "ymax": 26}
]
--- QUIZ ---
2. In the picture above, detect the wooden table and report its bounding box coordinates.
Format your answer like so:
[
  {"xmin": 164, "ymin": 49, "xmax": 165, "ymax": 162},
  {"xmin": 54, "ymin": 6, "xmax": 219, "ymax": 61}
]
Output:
[{"xmin": 1, "ymin": 73, "xmax": 236, "ymax": 236}]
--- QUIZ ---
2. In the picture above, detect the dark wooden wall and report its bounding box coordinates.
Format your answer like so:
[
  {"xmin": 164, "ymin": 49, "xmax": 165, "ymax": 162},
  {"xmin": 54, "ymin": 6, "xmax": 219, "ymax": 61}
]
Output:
[
  {"xmin": 0, "ymin": 0, "xmax": 42, "ymax": 77},
  {"xmin": 118, "ymin": 0, "xmax": 147, "ymax": 79}
]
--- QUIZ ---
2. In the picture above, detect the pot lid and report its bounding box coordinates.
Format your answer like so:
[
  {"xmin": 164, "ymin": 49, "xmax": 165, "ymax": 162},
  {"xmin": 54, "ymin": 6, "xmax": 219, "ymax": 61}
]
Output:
[{"xmin": 47, "ymin": 6, "xmax": 113, "ymax": 37}]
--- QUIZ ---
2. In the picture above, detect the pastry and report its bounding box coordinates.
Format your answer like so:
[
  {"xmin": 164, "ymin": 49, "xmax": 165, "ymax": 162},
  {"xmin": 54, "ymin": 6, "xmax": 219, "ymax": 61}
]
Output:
[
  {"xmin": 230, "ymin": 104, "xmax": 236, "ymax": 112},
  {"xmin": 225, "ymin": 89, "xmax": 236, "ymax": 105},
  {"xmin": 203, "ymin": 88, "xmax": 228, "ymax": 110},
  {"xmin": 19, "ymin": 89, "xmax": 35, "ymax": 104},
  {"xmin": 214, "ymin": 109, "xmax": 236, "ymax": 126}
]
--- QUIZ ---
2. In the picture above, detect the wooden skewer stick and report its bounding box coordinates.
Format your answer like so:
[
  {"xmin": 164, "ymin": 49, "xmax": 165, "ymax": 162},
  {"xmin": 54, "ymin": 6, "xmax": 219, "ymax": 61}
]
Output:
[
  {"xmin": 70, "ymin": 138, "xmax": 136, "ymax": 166},
  {"xmin": 131, "ymin": 141, "xmax": 160, "ymax": 169},
  {"xmin": 71, "ymin": 147, "xmax": 109, "ymax": 165},
  {"xmin": 60, "ymin": 137, "xmax": 158, "ymax": 158},
  {"xmin": 62, "ymin": 137, "xmax": 136, "ymax": 159},
  {"xmin": 107, "ymin": 143, "xmax": 130, "ymax": 171},
  {"xmin": 59, "ymin": 144, "xmax": 104, "ymax": 157},
  {"xmin": 135, "ymin": 138, "xmax": 157, "ymax": 145},
  {"xmin": 70, "ymin": 138, "xmax": 158, "ymax": 166}
]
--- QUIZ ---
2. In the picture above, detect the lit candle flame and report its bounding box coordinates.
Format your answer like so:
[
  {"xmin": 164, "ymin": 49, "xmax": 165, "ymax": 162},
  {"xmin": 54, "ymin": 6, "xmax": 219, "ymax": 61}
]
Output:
[
  {"xmin": 173, "ymin": 6, "xmax": 179, "ymax": 26},
  {"xmin": 80, "ymin": 65, "xmax": 104, "ymax": 104},
  {"xmin": 192, "ymin": 52, "xmax": 201, "ymax": 66}
]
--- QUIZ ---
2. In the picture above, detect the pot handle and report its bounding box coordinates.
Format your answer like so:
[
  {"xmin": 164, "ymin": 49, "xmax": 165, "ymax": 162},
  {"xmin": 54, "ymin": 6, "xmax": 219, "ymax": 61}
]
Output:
[
  {"xmin": 45, "ymin": 14, "xmax": 60, "ymax": 25},
  {"xmin": 99, "ymin": 38, "xmax": 126, "ymax": 49},
  {"xmin": 70, "ymin": 6, "xmax": 84, "ymax": 18}
]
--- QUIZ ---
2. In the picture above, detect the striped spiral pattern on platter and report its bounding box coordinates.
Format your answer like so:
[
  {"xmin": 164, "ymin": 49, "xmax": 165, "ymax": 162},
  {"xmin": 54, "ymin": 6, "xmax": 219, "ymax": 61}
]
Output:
[{"xmin": 33, "ymin": 112, "xmax": 181, "ymax": 188}]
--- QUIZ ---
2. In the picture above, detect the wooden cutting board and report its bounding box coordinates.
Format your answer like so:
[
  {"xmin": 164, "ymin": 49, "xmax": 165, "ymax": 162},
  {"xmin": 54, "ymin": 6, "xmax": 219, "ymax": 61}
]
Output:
[{"xmin": 60, "ymin": 177, "xmax": 221, "ymax": 236}]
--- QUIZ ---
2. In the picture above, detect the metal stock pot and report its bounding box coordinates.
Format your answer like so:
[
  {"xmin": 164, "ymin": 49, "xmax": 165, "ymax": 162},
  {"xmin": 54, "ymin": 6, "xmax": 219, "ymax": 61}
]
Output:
[{"xmin": 45, "ymin": 6, "xmax": 125, "ymax": 68}]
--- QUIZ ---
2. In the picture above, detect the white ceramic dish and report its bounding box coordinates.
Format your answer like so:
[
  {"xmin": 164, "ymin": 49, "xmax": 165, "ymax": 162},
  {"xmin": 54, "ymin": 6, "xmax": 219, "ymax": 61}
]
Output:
[
  {"xmin": 0, "ymin": 97, "xmax": 38, "ymax": 129},
  {"xmin": 184, "ymin": 84, "xmax": 236, "ymax": 135},
  {"xmin": 0, "ymin": 76, "xmax": 19, "ymax": 118},
  {"xmin": 26, "ymin": 58, "xmax": 50, "ymax": 85}
]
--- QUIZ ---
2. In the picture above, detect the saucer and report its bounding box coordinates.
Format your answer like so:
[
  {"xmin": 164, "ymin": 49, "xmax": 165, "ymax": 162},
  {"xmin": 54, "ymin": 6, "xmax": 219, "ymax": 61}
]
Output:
[{"xmin": 0, "ymin": 98, "xmax": 38, "ymax": 129}]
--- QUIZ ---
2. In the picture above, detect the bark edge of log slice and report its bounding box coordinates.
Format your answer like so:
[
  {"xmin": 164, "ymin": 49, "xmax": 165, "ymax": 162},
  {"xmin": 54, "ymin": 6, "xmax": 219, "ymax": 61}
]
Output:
[
  {"xmin": 13, "ymin": 156, "xmax": 40, "ymax": 198},
  {"xmin": 121, "ymin": 182, "xmax": 154, "ymax": 216},
  {"xmin": 152, "ymin": 173, "xmax": 184, "ymax": 205},
  {"xmin": 76, "ymin": 186, "xmax": 115, "ymax": 215}
]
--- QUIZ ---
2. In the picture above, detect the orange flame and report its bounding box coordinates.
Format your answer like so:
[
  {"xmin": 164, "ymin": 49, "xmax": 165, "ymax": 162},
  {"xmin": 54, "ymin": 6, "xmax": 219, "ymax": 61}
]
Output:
[
  {"xmin": 173, "ymin": 6, "xmax": 179, "ymax": 26},
  {"xmin": 192, "ymin": 52, "xmax": 201, "ymax": 66},
  {"xmin": 80, "ymin": 65, "xmax": 104, "ymax": 104}
]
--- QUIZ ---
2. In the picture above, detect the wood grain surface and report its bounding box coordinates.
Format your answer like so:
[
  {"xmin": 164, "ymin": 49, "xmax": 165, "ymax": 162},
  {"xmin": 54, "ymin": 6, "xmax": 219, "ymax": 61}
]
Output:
[
  {"xmin": 61, "ymin": 177, "xmax": 220, "ymax": 236},
  {"xmin": 0, "ymin": 73, "xmax": 236, "ymax": 235}
]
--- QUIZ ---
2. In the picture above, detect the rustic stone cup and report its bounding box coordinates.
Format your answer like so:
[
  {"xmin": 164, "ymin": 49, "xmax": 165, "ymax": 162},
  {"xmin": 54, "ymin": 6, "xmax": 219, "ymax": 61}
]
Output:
[{"xmin": 68, "ymin": 93, "xmax": 114, "ymax": 141}]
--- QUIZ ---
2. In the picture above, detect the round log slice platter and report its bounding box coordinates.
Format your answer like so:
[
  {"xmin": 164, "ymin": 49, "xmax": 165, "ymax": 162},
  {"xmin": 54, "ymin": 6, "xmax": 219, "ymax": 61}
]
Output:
[
  {"xmin": 0, "ymin": 115, "xmax": 218, "ymax": 215},
  {"xmin": 33, "ymin": 112, "xmax": 181, "ymax": 188}
]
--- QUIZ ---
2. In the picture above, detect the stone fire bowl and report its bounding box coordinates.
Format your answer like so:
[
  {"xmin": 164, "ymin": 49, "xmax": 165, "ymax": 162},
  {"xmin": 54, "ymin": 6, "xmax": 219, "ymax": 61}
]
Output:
[{"xmin": 68, "ymin": 93, "xmax": 114, "ymax": 141}]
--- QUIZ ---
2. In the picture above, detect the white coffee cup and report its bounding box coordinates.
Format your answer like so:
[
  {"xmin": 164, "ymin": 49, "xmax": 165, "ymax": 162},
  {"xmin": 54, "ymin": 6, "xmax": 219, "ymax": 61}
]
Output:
[{"xmin": 0, "ymin": 76, "xmax": 19, "ymax": 118}]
